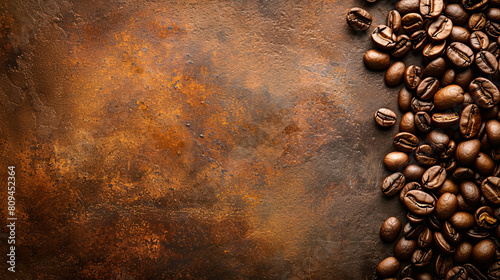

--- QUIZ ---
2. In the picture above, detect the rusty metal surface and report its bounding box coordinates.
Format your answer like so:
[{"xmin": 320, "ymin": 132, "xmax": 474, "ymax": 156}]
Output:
[{"xmin": 0, "ymin": 0, "xmax": 405, "ymax": 279}]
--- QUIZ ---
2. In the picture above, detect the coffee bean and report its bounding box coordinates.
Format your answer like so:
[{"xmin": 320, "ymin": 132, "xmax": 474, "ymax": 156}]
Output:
[
  {"xmin": 469, "ymin": 13, "xmax": 487, "ymax": 30},
  {"xmin": 428, "ymin": 15, "xmax": 453, "ymax": 41},
  {"xmin": 403, "ymin": 165, "xmax": 426, "ymax": 182},
  {"xmin": 454, "ymin": 241, "xmax": 473, "ymax": 264},
  {"xmin": 394, "ymin": 236, "xmax": 418, "ymax": 261},
  {"xmin": 459, "ymin": 181, "xmax": 481, "ymax": 208},
  {"xmin": 420, "ymin": 0, "xmax": 444, "ymax": 19},
  {"xmin": 443, "ymin": 220, "xmax": 462, "ymax": 244},
  {"xmin": 456, "ymin": 139, "xmax": 481, "ymax": 166},
  {"xmin": 364, "ymin": 49, "xmax": 391, "ymax": 71},
  {"xmin": 401, "ymin": 111, "xmax": 418, "ymax": 134},
  {"xmin": 475, "ymin": 51, "xmax": 498, "ymax": 75},
  {"xmin": 469, "ymin": 77, "xmax": 500, "ymax": 108},
  {"xmin": 450, "ymin": 212, "xmax": 475, "ymax": 230},
  {"xmin": 375, "ymin": 108, "xmax": 397, "ymax": 127},
  {"xmin": 463, "ymin": 263, "xmax": 488, "ymax": 280},
  {"xmin": 487, "ymin": 8, "xmax": 500, "ymax": 21},
  {"xmin": 426, "ymin": 130, "xmax": 450, "ymax": 152},
  {"xmin": 402, "ymin": 13, "xmax": 424, "ymax": 33},
  {"xmin": 407, "ymin": 211, "xmax": 425, "ymax": 224},
  {"xmin": 447, "ymin": 42, "xmax": 474, "ymax": 68},
  {"xmin": 392, "ymin": 35, "xmax": 412, "ymax": 58},
  {"xmin": 415, "ymin": 111, "xmax": 432, "ymax": 133},
  {"xmin": 435, "ymin": 231, "xmax": 456, "ymax": 255},
  {"xmin": 446, "ymin": 266, "xmax": 467, "ymax": 280},
  {"xmin": 488, "ymin": 42, "xmax": 500, "ymax": 58},
  {"xmin": 474, "ymin": 152, "xmax": 495, "ymax": 175},
  {"xmin": 346, "ymin": 8, "xmax": 373, "ymax": 31},
  {"xmin": 445, "ymin": 4, "xmax": 469, "ymax": 26},
  {"xmin": 435, "ymin": 254, "xmax": 454, "ymax": 279},
  {"xmin": 418, "ymin": 227, "xmax": 433, "ymax": 248},
  {"xmin": 481, "ymin": 176, "xmax": 500, "ymax": 205},
  {"xmin": 475, "ymin": 206, "xmax": 498, "ymax": 229},
  {"xmin": 416, "ymin": 77, "xmax": 439, "ymax": 100},
  {"xmin": 422, "ymin": 40, "xmax": 447, "ymax": 60},
  {"xmin": 385, "ymin": 61, "xmax": 406, "ymax": 87},
  {"xmin": 470, "ymin": 31, "xmax": 489, "ymax": 51},
  {"xmin": 394, "ymin": 132, "xmax": 419, "ymax": 152},
  {"xmin": 472, "ymin": 239, "xmax": 495, "ymax": 266},
  {"xmin": 395, "ymin": 0, "xmax": 420, "ymax": 14},
  {"xmin": 412, "ymin": 248, "xmax": 433, "ymax": 267},
  {"xmin": 423, "ymin": 57, "xmax": 446, "ymax": 77},
  {"xmin": 460, "ymin": 104, "xmax": 482, "ymax": 138},
  {"xmin": 404, "ymin": 189, "xmax": 436, "ymax": 215},
  {"xmin": 463, "ymin": 0, "xmax": 489, "ymax": 11},
  {"xmin": 466, "ymin": 226, "xmax": 491, "ymax": 241},
  {"xmin": 435, "ymin": 193, "xmax": 458, "ymax": 220},
  {"xmin": 411, "ymin": 29, "xmax": 429, "ymax": 51},
  {"xmin": 433, "ymin": 85, "xmax": 464, "ymax": 110},
  {"xmin": 399, "ymin": 87, "xmax": 413, "ymax": 111},
  {"xmin": 376, "ymin": 256, "xmax": 400, "ymax": 278},
  {"xmin": 404, "ymin": 221, "xmax": 424, "ymax": 239},
  {"xmin": 380, "ymin": 217, "xmax": 402, "ymax": 242},
  {"xmin": 441, "ymin": 69, "xmax": 456, "ymax": 87},
  {"xmin": 404, "ymin": 65, "xmax": 422, "ymax": 90},
  {"xmin": 436, "ymin": 179, "xmax": 459, "ymax": 196},
  {"xmin": 387, "ymin": 10, "xmax": 402, "ymax": 32},
  {"xmin": 486, "ymin": 119, "xmax": 500, "ymax": 145},
  {"xmin": 485, "ymin": 20, "xmax": 500, "ymax": 38},
  {"xmin": 372, "ymin": 25, "xmax": 397, "ymax": 50},
  {"xmin": 382, "ymin": 172, "xmax": 406, "ymax": 196},
  {"xmin": 384, "ymin": 151, "xmax": 409, "ymax": 171},
  {"xmin": 416, "ymin": 144, "xmax": 438, "ymax": 165},
  {"xmin": 411, "ymin": 98, "xmax": 435, "ymax": 112},
  {"xmin": 489, "ymin": 261, "xmax": 500, "ymax": 280},
  {"xmin": 449, "ymin": 26, "xmax": 471, "ymax": 44},
  {"xmin": 455, "ymin": 68, "xmax": 474, "ymax": 89},
  {"xmin": 452, "ymin": 167, "xmax": 475, "ymax": 182},
  {"xmin": 432, "ymin": 112, "xmax": 460, "ymax": 129}
]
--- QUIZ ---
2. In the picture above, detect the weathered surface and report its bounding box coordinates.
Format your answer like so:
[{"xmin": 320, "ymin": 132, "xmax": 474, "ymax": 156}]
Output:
[{"xmin": 0, "ymin": 0, "xmax": 404, "ymax": 279}]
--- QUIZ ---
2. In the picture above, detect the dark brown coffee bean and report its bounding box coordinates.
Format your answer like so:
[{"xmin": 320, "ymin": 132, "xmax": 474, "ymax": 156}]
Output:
[
  {"xmin": 372, "ymin": 25, "xmax": 397, "ymax": 50},
  {"xmin": 475, "ymin": 206, "xmax": 498, "ymax": 229},
  {"xmin": 394, "ymin": 236, "xmax": 418, "ymax": 261},
  {"xmin": 435, "ymin": 254, "xmax": 454, "ymax": 278},
  {"xmin": 432, "ymin": 112, "xmax": 460, "ymax": 129},
  {"xmin": 376, "ymin": 256, "xmax": 400, "ymax": 278},
  {"xmin": 463, "ymin": 263, "xmax": 488, "ymax": 280},
  {"xmin": 450, "ymin": 212, "xmax": 475, "ymax": 230},
  {"xmin": 346, "ymin": 8, "xmax": 373, "ymax": 31},
  {"xmin": 445, "ymin": 4, "xmax": 469, "ymax": 26},
  {"xmin": 466, "ymin": 226, "xmax": 491, "ymax": 241},
  {"xmin": 384, "ymin": 151, "xmax": 409, "ymax": 171},
  {"xmin": 375, "ymin": 108, "xmax": 397, "ymax": 127},
  {"xmin": 487, "ymin": 8, "xmax": 500, "ymax": 21},
  {"xmin": 472, "ymin": 239, "xmax": 496, "ymax": 266},
  {"xmin": 435, "ymin": 193, "xmax": 458, "ymax": 220},
  {"xmin": 392, "ymin": 35, "xmax": 412, "ymax": 58},
  {"xmin": 454, "ymin": 242, "xmax": 473, "ymax": 264},
  {"xmin": 426, "ymin": 130, "xmax": 450, "ymax": 152},
  {"xmin": 475, "ymin": 51, "xmax": 498, "ymax": 75},
  {"xmin": 407, "ymin": 211, "xmax": 425, "ymax": 224},
  {"xmin": 418, "ymin": 227, "xmax": 433, "ymax": 248},
  {"xmin": 385, "ymin": 61, "xmax": 406, "ymax": 87},
  {"xmin": 452, "ymin": 167, "xmax": 475, "ymax": 182},
  {"xmin": 415, "ymin": 272, "xmax": 433, "ymax": 280},
  {"xmin": 489, "ymin": 261, "xmax": 500, "ymax": 280},
  {"xmin": 422, "ymin": 40, "xmax": 446, "ymax": 60},
  {"xmin": 422, "ymin": 165, "xmax": 447, "ymax": 190},
  {"xmin": 404, "ymin": 189, "xmax": 436, "ymax": 215},
  {"xmin": 411, "ymin": 98, "xmax": 435, "ymax": 112},
  {"xmin": 403, "ymin": 165, "xmax": 426, "ymax": 182},
  {"xmin": 488, "ymin": 42, "xmax": 500, "ymax": 59},
  {"xmin": 404, "ymin": 221, "xmax": 424, "ymax": 239},
  {"xmin": 436, "ymin": 179, "xmax": 459, "ymax": 196},
  {"xmin": 415, "ymin": 111, "xmax": 432, "ymax": 133},
  {"xmin": 463, "ymin": 0, "xmax": 489, "ymax": 11},
  {"xmin": 460, "ymin": 104, "xmax": 482, "ymax": 138},
  {"xmin": 364, "ymin": 49, "xmax": 391, "ymax": 70},
  {"xmin": 443, "ymin": 221, "xmax": 462, "ymax": 244},
  {"xmin": 433, "ymin": 85, "xmax": 464, "ymax": 110},
  {"xmin": 416, "ymin": 144, "xmax": 438, "ymax": 165},
  {"xmin": 427, "ymin": 212, "xmax": 443, "ymax": 231},
  {"xmin": 456, "ymin": 139, "xmax": 481, "ymax": 166},
  {"xmin": 396, "ymin": 0, "xmax": 420, "ymax": 14},
  {"xmin": 470, "ymin": 77, "xmax": 500, "ymax": 108},
  {"xmin": 423, "ymin": 57, "xmax": 446, "ymax": 78},
  {"xmin": 460, "ymin": 181, "xmax": 481, "ymax": 208},
  {"xmin": 416, "ymin": 77, "xmax": 439, "ymax": 100},
  {"xmin": 486, "ymin": 119, "xmax": 500, "ymax": 145},
  {"xmin": 400, "ymin": 264, "xmax": 415, "ymax": 279},
  {"xmin": 440, "ymin": 140, "xmax": 457, "ymax": 160},
  {"xmin": 435, "ymin": 231, "xmax": 456, "ymax": 255},
  {"xmin": 481, "ymin": 176, "xmax": 500, "ymax": 205},
  {"xmin": 412, "ymin": 248, "xmax": 433, "ymax": 267},
  {"xmin": 475, "ymin": 152, "xmax": 495, "ymax": 175},
  {"xmin": 404, "ymin": 65, "xmax": 423, "ymax": 90},
  {"xmin": 402, "ymin": 13, "xmax": 424, "ymax": 33},
  {"xmin": 447, "ymin": 42, "xmax": 474, "ymax": 68},
  {"xmin": 387, "ymin": 10, "xmax": 402, "ymax": 32},
  {"xmin": 401, "ymin": 112, "xmax": 418, "ymax": 134},
  {"xmin": 455, "ymin": 68, "xmax": 474, "ymax": 90},
  {"xmin": 441, "ymin": 69, "xmax": 456, "ymax": 87},
  {"xmin": 394, "ymin": 132, "xmax": 419, "ymax": 152},
  {"xmin": 446, "ymin": 266, "xmax": 467, "ymax": 280},
  {"xmin": 380, "ymin": 217, "xmax": 402, "ymax": 243},
  {"xmin": 470, "ymin": 31, "xmax": 489, "ymax": 52},
  {"xmin": 450, "ymin": 26, "xmax": 471, "ymax": 44},
  {"xmin": 399, "ymin": 87, "xmax": 413, "ymax": 111},
  {"xmin": 469, "ymin": 13, "xmax": 487, "ymax": 30},
  {"xmin": 428, "ymin": 15, "xmax": 453, "ymax": 41},
  {"xmin": 420, "ymin": 0, "xmax": 444, "ymax": 19},
  {"xmin": 411, "ymin": 30, "xmax": 429, "ymax": 51},
  {"xmin": 485, "ymin": 20, "xmax": 500, "ymax": 38},
  {"xmin": 382, "ymin": 172, "xmax": 406, "ymax": 197}
]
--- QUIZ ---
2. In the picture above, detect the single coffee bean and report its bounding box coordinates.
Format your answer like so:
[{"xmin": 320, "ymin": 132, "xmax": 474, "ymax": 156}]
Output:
[
  {"xmin": 415, "ymin": 272, "xmax": 433, "ymax": 280},
  {"xmin": 400, "ymin": 111, "xmax": 418, "ymax": 134},
  {"xmin": 487, "ymin": 119, "xmax": 500, "ymax": 145},
  {"xmin": 454, "ymin": 241, "xmax": 473, "ymax": 264},
  {"xmin": 450, "ymin": 212, "xmax": 475, "ymax": 230},
  {"xmin": 427, "ymin": 212, "xmax": 443, "ymax": 231},
  {"xmin": 416, "ymin": 144, "xmax": 438, "ymax": 165},
  {"xmin": 460, "ymin": 104, "xmax": 481, "ymax": 138},
  {"xmin": 447, "ymin": 42, "xmax": 474, "ymax": 68},
  {"xmin": 407, "ymin": 211, "xmax": 425, "ymax": 224},
  {"xmin": 426, "ymin": 130, "xmax": 450, "ymax": 152},
  {"xmin": 444, "ymin": 4, "xmax": 469, "ymax": 26},
  {"xmin": 436, "ymin": 179, "xmax": 459, "ymax": 196},
  {"xmin": 404, "ymin": 189, "xmax": 436, "ymax": 215},
  {"xmin": 394, "ymin": 236, "xmax": 418, "ymax": 261},
  {"xmin": 474, "ymin": 152, "xmax": 495, "ymax": 175},
  {"xmin": 459, "ymin": 181, "xmax": 481, "ymax": 208},
  {"xmin": 376, "ymin": 256, "xmax": 400, "ymax": 278},
  {"xmin": 470, "ymin": 31, "xmax": 489, "ymax": 51},
  {"xmin": 489, "ymin": 261, "xmax": 500, "ymax": 280},
  {"xmin": 412, "ymin": 248, "xmax": 433, "ymax": 267},
  {"xmin": 463, "ymin": 263, "xmax": 488, "ymax": 280},
  {"xmin": 456, "ymin": 139, "xmax": 481, "ymax": 166},
  {"xmin": 440, "ymin": 140, "xmax": 456, "ymax": 160},
  {"xmin": 434, "ymin": 231, "xmax": 455, "ymax": 255},
  {"xmin": 395, "ymin": 0, "xmax": 420, "ymax": 14},
  {"xmin": 375, "ymin": 108, "xmax": 397, "ymax": 127},
  {"xmin": 435, "ymin": 192, "xmax": 458, "ymax": 220},
  {"xmin": 469, "ymin": 13, "xmax": 487, "ymax": 31},
  {"xmin": 485, "ymin": 20, "xmax": 500, "ymax": 38},
  {"xmin": 475, "ymin": 206, "xmax": 498, "ymax": 229},
  {"xmin": 380, "ymin": 217, "xmax": 402, "ymax": 243},
  {"xmin": 428, "ymin": 15, "xmax": 453, "ymax": 41},
  {"xmin": 387, "ymin": 10, "xmax": 402, "ymax": 32},
  {"xmin": 491, "ymin": 146, "xmax": 500, "ymax": 161},
  {"xmin": 382, "ymin": 172, "xmax": 406, "ymax": 196},
  {"xmin": 488, "ymin": 42, "xmax": 500, "ymax": 58},
  {"xmin": 452, "ymin": 167, "xmax": 475, "ymax": 182},
  {"xmin": 403, "ymin": 165, "xmax": 426, "ymax": 182},
  {"xmin": 463, "ymin": 0, "xmax": 489, "ymax": 11},
  {"xmin": 432, "ymin": 112, "xmax": 460, "ymax": 129},
  {"xmin": 404, "ymin": 65, "xmax": 423, "ymax": 90},
  {"xmin": 416, "ymin": 77, "xmax": 439, "ymax": 100},
  {"xmin": 385, "ymin": 61, "xmax": 406, "ymax": 87},
  {"xmin": 422, "ymin": 165, "xmax": 447, "ymax": 189},
  {"xmin": 392, "ymin": 34, "xmax": 412, "ymax": 58},
  {"xmin": 394, "ymin": 132, "xmax": 419, "ymax": 152},
  {"xmin": 481, "ymin": 176, "xmax": 500, "ymax": 205},
  {"xmin": 487, "ymin": 8, "xmax": 500, "ymax": 21},
  {"xmin": 449, "ymin": 26, "xmax": 471, "ymax": 44},
  {"xmin": 364, "ymin": 49, "xmax": 391, "ymax": 70},
  {"xmin": 466, "ymin": 227, "xmax": 491, "ymax": 241},
  {"xmin": 455, "ymin": 68, "xmax": 474, "ymax": 89},
  {"xmin": 415, "ymin": 111, "xmax": 432, "ymax": 133},
  {"xmin": 384, "ymin": 151, "xmax": 409, "ymax": 171},
  {"xmin": 471, "ymin": 239, "xmax": 496, "ymax": 266},
  {"xmin": 372, "ymin": 25, "xmax": 397, "ymax": 50},
  {"xmin": 400, "ymin": 264, "xmax": 415, "ymax": 279},
  {"xmin": 399, "ymin": 87, "xmax": 413, "ymax": 111},
  {"xmin": 435, "ymin": 254, "xmax": 454, "ymax": 279},
  {"xmin": 404, "ymin": 221, "xmax": 424, "ymax": 239},
  {"xmin": 433, "ymin": 85, "xmax": 464, "ymax": 110},
  {"xmin": 411, "ymin": 29, "xmax": 429, "ymax": 51},
  {"xmin": 469, "ymin": 77, "xmax": 500, "ymax": 108},
  {"xmin": 422, "ymin": 40, "xmax": 446, "ymax": 60},
  {"xmin": 418, "ymin": 227, "xmax": 433, "ymax": 248},
  {"xmin": 402, "ymin": 13, "xmax": 424, "ymax": 33},
  {"xmin": 346, "ymin": 8, "xmax": 373, "ymax": 31},
  {"xmin": 445, "ymin": 266, "xmax": 467, "ymax": 280},
  {"xmin": 411, "ymin": 98, "xmax": 435, "ymax": 112},
  {"xmin": 423, "ymin": 57, "xmax": 446, "ymax": 78},
  {"xmin": 475, "ymin": 51, "xmax": 498, "ymax": 75},
  {"xmin": 441, "ymin": 69, "xmax": 456, "ymax": 87},
  {"xmin": 443, "ymin": 221, "xmax": 462, "ymax": 244},
  {"xmin": 420, "ymin": 0, "xmax": 444, "ymax": 19}
]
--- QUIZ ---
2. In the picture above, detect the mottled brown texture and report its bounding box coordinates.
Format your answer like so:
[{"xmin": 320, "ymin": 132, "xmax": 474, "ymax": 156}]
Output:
[{"xmin": 0, "ymin": 0, "xmax": 404, "ymax": 279}]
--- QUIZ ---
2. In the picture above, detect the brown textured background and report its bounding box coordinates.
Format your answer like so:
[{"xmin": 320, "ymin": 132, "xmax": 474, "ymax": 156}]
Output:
[{"xmin": 0, "ymin": 0, "xmax": 406, "ymax": 279}]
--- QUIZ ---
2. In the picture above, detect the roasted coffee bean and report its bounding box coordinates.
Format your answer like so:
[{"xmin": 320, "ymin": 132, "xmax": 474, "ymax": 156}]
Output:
[
  {"xmin": 404, "ymin": 65, "xmax": 423, "ymax": 90},
  {"xmin": 445, "ymin": 266, "xmax": 467, "ymax": 280},
  {"xmin": 411, "ymin": 29, "xmax": 429, "ymax": 51},
  {"xmin": 404, "ymin": 221, "xmax": 425, "ymax": 239},
  {"xmin": 392, "ymin": 35, "xmax": 412, "ymax": 58},
  {"xmin": 456, "ymin": 139, "xmax": 481, "ymax": 166},
  {"xmin": 450, "ymin": 212, "xmax": 475, "ymax": 230},
  {"xmin": 447, "ymin": 42, "xmax": 474, "ymax": 68},
  {"xmin": 481, "ymin": 176, "xmax": 500, "ymax": 205},
  {"xmin": 420, "ymin": 0, "xmax": 444, "ymax": 19},
  {"xmin": 454, "ymin": 241, "xmax": 473, "ymax": 264},
  {"xmin": 375, "ymin": 108, "xmax": 397, "ymax": 127},
  {"xmin": 415, "ymin": 272, "xmax": 432, "ymax": 280},
  {"xmin": 416, "ymin": 144, "xmax": 438, "ymax": 165},
  {"xmin": 396, "ymin": 0, "xmax": 420, "ymax": 14},
  {"xmin": 423, "ymin": 57, "xmax": 446, "ymax": 78},
  {"xmin": 433, "ymin": 85, "xmax": 464, "ymax": 110},
  {"xmin": 470, "ymin": 31, "xmax": 489, "ymax": 51},
  {"xmin": 441, "ymin": 156, "xmax": 458, "ymax": 173},
  {"xmin": 380, "ymin": 217, "xmax": 402, "ymax": 244},
  {"xmin": 407, "ymin": 211, "xmax": 425, "ymax": 223},
  {"xmin": 382, "ymin": 172, "xmax": 406, "ymax": 196},
  {"xmin": 376, "ymin": 256, "xmax": 400, "ymax": 278},
  {"xmin": 457, "ymin": 193, "xmax": 474, "ymax": 212},
  {"xmin": 422, "ymin": 165, "xmax": 447, "ymax": 189},
  {"xmin": 400, "ymin": 264, "xmax": 415, "ymax": 279},
  {"xmin": 415, "ymin": 111, "xmax": 432, "ymax": 133},
  {"xmin": 485, "ymin": 20, "xmax": 500, "ymax": 38},
  {"xmin": 488, "ymin": 8, "xmax": 500, "ymax": 21},
  {"xmin": 475, "ymin": 206, "xmax": 498, "ymax": 229},
  {"xmin": 428, "ymin": 15, "xmax": 453, "ymax": 41},
  {"xmin": 460, "ymin": 181, "xmax": 481, "ymax": 208},
  {"xmin": 488, "ymin": 42, "xmax": 500, "ymax": 59},
  {"xmin": 435, "ymin": 231, "xmax": 456, "ymax": 255},
  {"xmin": 403, "ymin": 165, "xmax": 426, "ymax": 182},
  {"xmin": 416, "ymin": 77, "xmax": 439, "ymax": 100},
  {"xmin": 418, "ymin": 227, "xmax": 433, "ymax": 248},
  {"xmin": 469, "ymin": 77, "xmax": 500, "ymax": 108},
  {"xmin": 475, "ymin": 51, "xmax": 498, "ymax": 75},
  {"xmin": 435, "ymin": 193, "xmax": 458, "ymax": 220},
  {"xmin": 474, "ymin": 152, "xmax": 495, "ymax": 175},
  {"xmin": 435, "ymin": 254, "xmax": 454, "ymax": 279},
  {"xmin": 394, "ymin": 132, "xmax": 419, "ymax": 152},
  {"xmin": 364, "ymin": 49, "xmax": 391, "ymax": 70},
  {"xmin": 372, "ymin": 25, "xmax": 397, "ymax": 50},
  {"xmin": 472, "ymin": 239, "xmax": 496, "ymax": 266},
  {"xmin": 402, "ymin": 13, "xmax": 424, "ymax": 33},
  {"xmin": 428, "ymin": 212, "xmax": 443, "ymax": 231},
  {"xmin": 401, "ymin": 111, "xmax": 418, "ymax": 134},
  {"xmin": 411, "ymin": 98, "xmax": 435, "ymax": 112},
  {"xmin": 387, "ymin": 10, "xmax": 402, "ymax": 32},
  {"xmin": 385, "ymin": 61, "xmax": 406, "ymax": 87},
  {"xmin": 384, "ymin": 151, "xmax": 409, "ymax": 171},
  {"xmin": 443, "ymin": 221, "xmax": 462, "ymax": 244},
  {"xmin": 469, "ymin": 13, "xmax": 487, "ymax": 31},
  {"xmin": 422, "ymin": 40, "xmax": 446, "ymax": 60},
  {"xmin": 441, "ymin": 140, "xmax": 457, "ymax": 160},
  {"xmin": 487, "ymin": 119, "xmax": 500, "ymax": 145},
  {"xmin": 432, "ymin": 112, "xmax": 460, "ymax": 129},
  {"xmin": 426, "ymin": 130, "xmax": 450, "ymax": 152},
  {"xmin": 455, "ymin": 68, "xmax": 474, "ymax": 89},
  {"xmin": 394, "ymin": 236, "xmax": 418, "ymax": 261},
  {"xmin": 412, "ymin": 248, "xmax": 433, "ymax": 267},
  {"xmin": 445, "ymin": 4, "xmax": 469, "ymax": 26},
  {"xmin": 404, "ymin": 189, "xmax": 436, "ymax": 215},
  {"xmin": 441, "ymin": 69, "xmax": 456, "ymax": 87},
  {"xmin": 463, "ymin": 0, "xmax": 489, "ymax": 11},
  {"xmin": 489, "ymin": 261, "xmax": 500, "ymax": 280},
  {"xmin": 346, "ymin": 8, "xmax": 373, "ymax": 31},
  {"xmin": 463, "ymin": 263, "xmax": 488, "ymax": 280},
  {"xmin": 437, "ymin": 179, "xmax": 459, "ymax": 196},
  {"xmin": 460, "ymin": 104, "xmax": 482, "ymax": 138},
  {"xmin": 491, "ymin": 146, "xmax": 500, "ymax": 161},
  {"xmin": 450, "ymin": 26, "xmax": 471, "ymax": 44},
  {"xmin": 452, "ymin": 167, "xmax": 475, "ymax": 181},
  {"xmin": 399, "ymin": 87, "xmax": 413, "ymax": 111}
]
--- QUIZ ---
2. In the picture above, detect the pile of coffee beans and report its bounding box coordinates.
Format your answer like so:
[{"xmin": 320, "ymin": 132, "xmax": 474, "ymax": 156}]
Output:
[{"xmin": 347, "ymin": 0, "xmax": 500, "ymax": 279}]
